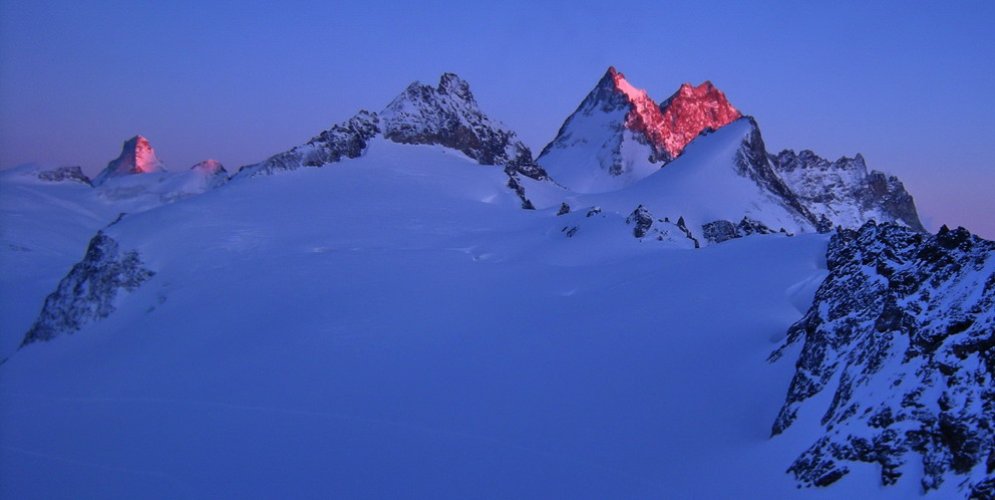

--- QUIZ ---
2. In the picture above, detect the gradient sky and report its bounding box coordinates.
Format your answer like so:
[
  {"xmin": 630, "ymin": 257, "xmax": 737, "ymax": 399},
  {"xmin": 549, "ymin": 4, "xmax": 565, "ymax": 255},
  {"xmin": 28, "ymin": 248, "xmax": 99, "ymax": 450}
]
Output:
[{"xmin": 2, "ymin": 0, "xmax": 993, "ymax": 237}]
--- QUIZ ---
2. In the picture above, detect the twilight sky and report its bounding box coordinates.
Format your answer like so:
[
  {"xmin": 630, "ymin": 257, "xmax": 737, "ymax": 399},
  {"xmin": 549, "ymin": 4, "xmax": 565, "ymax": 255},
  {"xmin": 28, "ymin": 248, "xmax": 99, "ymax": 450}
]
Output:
[{"xmin": 2, "ymin": 0, "xmax": 993, "ymax": 237}]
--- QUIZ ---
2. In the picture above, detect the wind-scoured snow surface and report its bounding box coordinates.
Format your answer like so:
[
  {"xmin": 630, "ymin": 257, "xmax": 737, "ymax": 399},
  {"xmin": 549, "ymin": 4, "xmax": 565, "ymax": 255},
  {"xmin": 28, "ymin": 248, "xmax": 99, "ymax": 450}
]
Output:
[
  {"xmin": 0, "ymin": 69, "xmax": 960, "ymax": 498},
  {"xmin": 0, "ymin": 136, "xmax": 876, "ymax": 498},
  {"xmin": 0, "ymin": 139, "xmax": 966, "ymax": 498}
]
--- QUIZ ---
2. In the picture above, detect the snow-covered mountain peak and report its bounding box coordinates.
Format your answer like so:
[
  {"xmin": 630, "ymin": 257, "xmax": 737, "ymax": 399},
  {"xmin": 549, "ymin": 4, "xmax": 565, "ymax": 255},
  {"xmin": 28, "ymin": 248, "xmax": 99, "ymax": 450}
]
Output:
[
  {"xmin": 92, "ymin": 135, "xmax": 165, "ymax": 185},
  {"xmin": 770, "ymin": 148, "xmax": 923, "ymax": 231},
  {"xmin": 538, "ymin": 69, "xmax": 745, "ymax": 193},
  {"xmin": 605, "ymin": 67, "xmax": 673, "ymax": 159},
  {"xmin": 235, "ymin": 74, "xmax": 546, "ymax": 187},
  {"xmin": 190, "ymin": 159, "xmax": 226, "ymax": 175},
  {"xmin": 604, "ymin": 66, "xmax": 650, "ymax": 102},
  {"xmin": 362, "ymin": 73, "xmax": 542, "ymax": 172},
  {"xmin": 658, "ymin": 80, "xmax": 742, "ymax": 158}
]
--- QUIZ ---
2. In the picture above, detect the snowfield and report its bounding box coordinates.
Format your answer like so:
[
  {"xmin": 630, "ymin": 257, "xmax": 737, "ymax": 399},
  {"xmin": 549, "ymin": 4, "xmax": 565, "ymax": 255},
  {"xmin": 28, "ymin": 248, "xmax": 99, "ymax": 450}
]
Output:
[
  {"xmin": 0, "ymin": 140, "xmax": 966, "ymax": 498},
  {"xmin": 1, "ymin": 67, "xmax": 982, "ymax": 497}
]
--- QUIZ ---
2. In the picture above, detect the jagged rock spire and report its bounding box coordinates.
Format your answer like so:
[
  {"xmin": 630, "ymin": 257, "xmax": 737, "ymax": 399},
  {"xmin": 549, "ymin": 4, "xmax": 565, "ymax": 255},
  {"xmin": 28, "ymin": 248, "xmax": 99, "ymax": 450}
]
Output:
[{"xmin": 93, "ymin": 135, "xmax": 165, "ymax": 185}]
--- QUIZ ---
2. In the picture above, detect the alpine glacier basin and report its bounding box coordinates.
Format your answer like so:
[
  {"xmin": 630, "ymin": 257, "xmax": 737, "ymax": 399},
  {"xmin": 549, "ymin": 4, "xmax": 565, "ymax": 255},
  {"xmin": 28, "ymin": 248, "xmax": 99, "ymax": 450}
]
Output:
[{"xmin": 3, "ymin": 140, "xmax": 921, "ymax": 499}]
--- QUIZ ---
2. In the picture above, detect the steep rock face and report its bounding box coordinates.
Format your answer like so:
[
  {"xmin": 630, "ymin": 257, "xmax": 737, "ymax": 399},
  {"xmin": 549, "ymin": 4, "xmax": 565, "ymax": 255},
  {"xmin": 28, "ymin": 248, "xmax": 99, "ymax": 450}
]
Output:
[
  {"xmin": 237, "ymin": 111, "xmax": 381, "ymax": 177},
  {"xmin": 771, "ymin": 150, "xmax": 924, "ymax": 232},
  {"xmin": 92, "ymin": 135, "xmax": 165, "ymax": 185},
  {"xmin": 236, "ymin": 73, "xmax": 546, "ymax": 190},
  {"xmin": 380, "ymin": 73, "xmax": 545, "ymax": 180},
  {"xmin": 21, "ymin": 232, "xmax": 155, "ymax": 345},
  {"xmin": 734, "ymin": 118, "xmax": 819, "ymax": 227},
  {"xmin": 770, "ymin": 222, "xmax": 994, "ymax": 495},
  {"xmin": 537, "ymin": 67, "xmax": 649, "ymax": 192},
  {"xmin": 538, "ymin": 67, "xmax": 740, "ymax": 193},
  {"xmin": 37, "ymin": 166, "xmax": 92, "ymax": 186},
  {"xmin": 657, "ymin": 80, "xmax": 741, "ymax": 158}
]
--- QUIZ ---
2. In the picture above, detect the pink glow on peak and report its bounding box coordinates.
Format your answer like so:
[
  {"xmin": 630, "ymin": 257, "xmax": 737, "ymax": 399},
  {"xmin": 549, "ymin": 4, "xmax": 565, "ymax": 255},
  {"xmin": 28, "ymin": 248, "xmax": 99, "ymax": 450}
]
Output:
[
  {"xmin": 659, "ymin": 81, "xmax": 741, "ymax": 157},
  {"xmin": 605, "ymin": 68, "xmax": 742, "ymax": 159},
  {"xmin": 95, "ymin": 135, "xmax": 166, "ymax": 184},
  {"xmin": 130, "ymin": 135, "xmax": 162, "ymax": 174},
  {"xmin": 606, "ymin": 68, "xmax": 671, "ymax": 157}
]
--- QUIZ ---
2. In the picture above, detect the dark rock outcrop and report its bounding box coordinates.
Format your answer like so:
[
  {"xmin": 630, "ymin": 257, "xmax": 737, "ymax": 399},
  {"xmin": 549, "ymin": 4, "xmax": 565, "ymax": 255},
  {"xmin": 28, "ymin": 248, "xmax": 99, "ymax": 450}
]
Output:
[
  {"xmin": 676, "ymin": 216, "xmax": 700, "ymax": 248},
  {"xmin": 37, "ymin": 166, "xmax": 92, "ymax": 186},
  {"xmin": 735, "ymin": 117, "xmax": 819, "ymax": 227},
  {"xmin": 702, "ymin": 217, "xmax": 780, "ymax": 244},
  {"xmin": 381, "ymin": 73, "xmax": 546, "ymax": 181},
  {"xmin": 21, "ymin": 232, "xmax": 155, "ymax": 346},
  {"xmin": 626, "ymin": 205, "xmax": 654, "ymax": 238},
  {"xmin": 770, "ymin": 222, "xmax": 994, "ymax": 493},
  {"xmin": 237, "ymin": 111, "xmax": 381, "ymax": 177}
]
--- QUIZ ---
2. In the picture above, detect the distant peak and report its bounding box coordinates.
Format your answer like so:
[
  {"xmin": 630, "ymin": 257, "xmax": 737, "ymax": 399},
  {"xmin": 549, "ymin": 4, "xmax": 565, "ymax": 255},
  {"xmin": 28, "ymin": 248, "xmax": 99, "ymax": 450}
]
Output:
[
  {"xmin": 191, "ymin": 159, "xmax": 226, "ymax": 175},
  {"xmin": 93, "ymin": 135, "xmax": 165, "ymax": 185}
]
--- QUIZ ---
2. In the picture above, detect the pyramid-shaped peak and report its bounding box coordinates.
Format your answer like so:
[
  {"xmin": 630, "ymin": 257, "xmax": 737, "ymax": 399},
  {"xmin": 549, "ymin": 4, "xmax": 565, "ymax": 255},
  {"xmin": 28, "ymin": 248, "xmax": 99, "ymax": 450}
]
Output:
[
  {"xmin": 93, "ymin": 135, "xmax": 165, "ymax": 185},
  {"xmin": 594, "ymin": 66, "xmax": 650, "ymax": 101},
  {"xmin": 379, "ymin": 73, "xmax": 537, "ymax": 171}
]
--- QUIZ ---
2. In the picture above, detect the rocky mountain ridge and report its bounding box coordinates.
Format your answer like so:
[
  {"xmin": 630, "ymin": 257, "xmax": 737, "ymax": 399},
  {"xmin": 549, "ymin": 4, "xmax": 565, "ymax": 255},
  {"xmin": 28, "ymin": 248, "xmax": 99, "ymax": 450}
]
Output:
[
  {"xmin": 536, "ymin": 67, "xmax": 741, "ymax": 192},
  {"xmin": 770, "ymin": 222, "xmax": 994, "ymax": 496}
]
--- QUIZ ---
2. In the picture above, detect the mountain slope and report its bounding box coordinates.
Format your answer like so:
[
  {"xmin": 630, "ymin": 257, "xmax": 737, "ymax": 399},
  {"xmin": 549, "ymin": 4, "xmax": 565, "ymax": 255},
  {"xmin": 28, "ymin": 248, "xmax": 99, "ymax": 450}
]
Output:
[
  {"xmin": 1, "ymin": 69, "xmax": 972, "ymax": 499},
  {"xmin": 771, "ymin": 150, "xmax": 924, "ymax": 231},
  {"xmin": 553, "ymin": 118, "xmax": 817, "ymax": 241},
  {"xmin": 1, "ymin": 140, "xmax": 864, "ymax": 497},
  {"xmin": 235, "ymin": 74, "xmax": 546, "ymax": 183},
  {"xmin": 771, "ymin": 222, "xmax": 994, "ymax": 495},
  {"xmin": 537, "ymin": 67, "xmax": 740, "ymax": 193}
]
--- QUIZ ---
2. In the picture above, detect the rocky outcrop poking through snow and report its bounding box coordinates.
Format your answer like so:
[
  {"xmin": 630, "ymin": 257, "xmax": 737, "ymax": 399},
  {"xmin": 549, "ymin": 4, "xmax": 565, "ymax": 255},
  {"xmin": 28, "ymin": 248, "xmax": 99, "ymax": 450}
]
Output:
[
  {"xmin": 626, "ymin": 205, "xmax": 655, "ymax": 238},
  {"xmin": 37, "ymin": 166, "xmax": 92, "ymax": 186},
  {"xmin": 771, "ymin": 150, "xmax": 924, "ymax": 232},
  {"xmin": 770, "ymin": 222, "xmax": 994, "ymax": 494},
  {"xmin": 92, "ymin": 135, "xmax": 165, "ymax": 185},
  {"xmin": 38, "ymin": 167, "xmax": 93, "ymax": 186},
  {"xmin": 21, "ymin": 232, "xmax": 155, "ymax": 345},
  {"xmin": 622, "ymin": 206, "xmax": 700, "ymax": 247},
  {"xmin": 702, "ymin": 217, "xmax": 780, "ymax": 244},
  {"xmin": 237, "ymin": 111, "xmax": 381, "ymax": 177}
]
